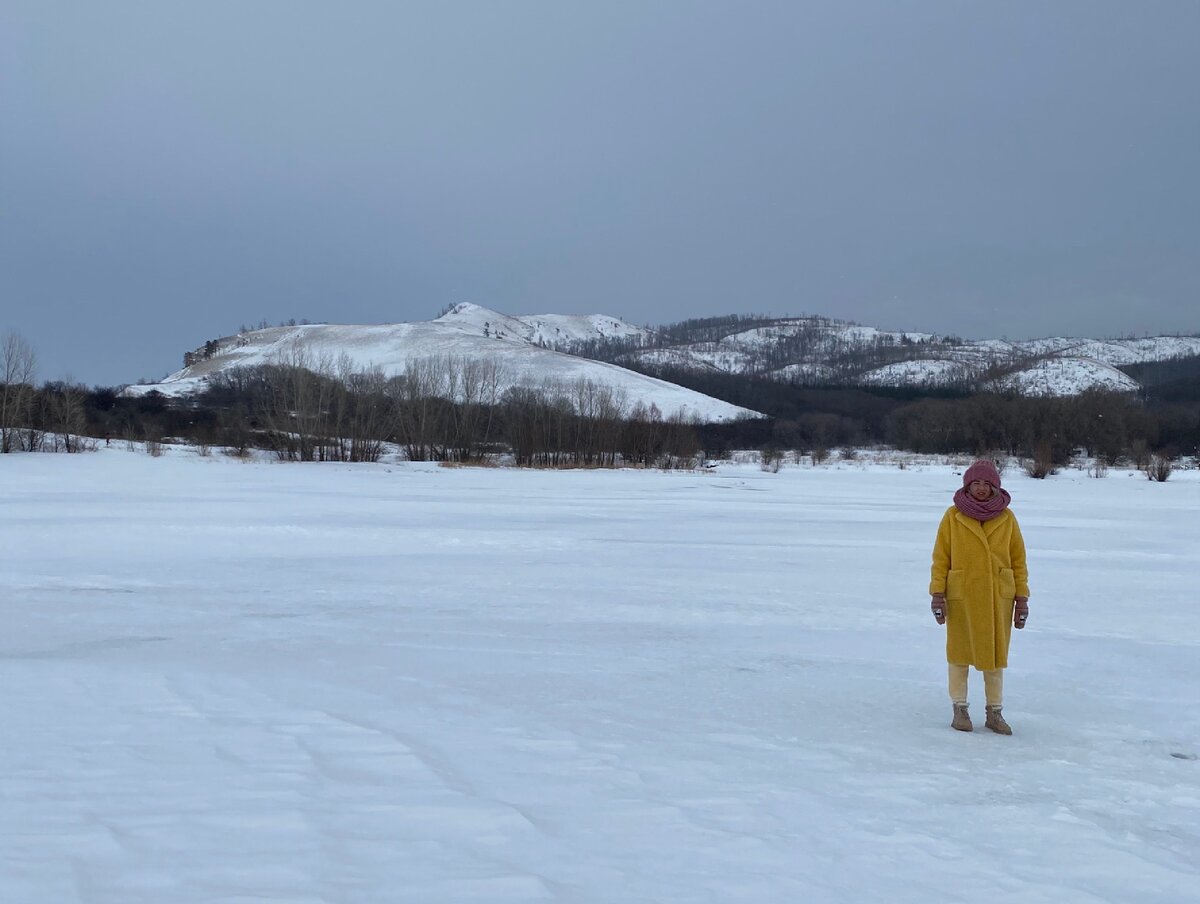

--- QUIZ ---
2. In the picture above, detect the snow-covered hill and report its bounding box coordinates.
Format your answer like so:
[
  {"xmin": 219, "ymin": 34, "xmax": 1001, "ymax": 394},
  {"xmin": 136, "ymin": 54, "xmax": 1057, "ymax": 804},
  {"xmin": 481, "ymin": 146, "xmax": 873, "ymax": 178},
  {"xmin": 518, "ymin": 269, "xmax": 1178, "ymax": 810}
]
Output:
[
  {"xmin": 124, "ymin": 305, "xmax": 755, "ymax": 423},
  {"xmin": 613, "ymin": 315, "xmax": 1200, "ymax": 396}
]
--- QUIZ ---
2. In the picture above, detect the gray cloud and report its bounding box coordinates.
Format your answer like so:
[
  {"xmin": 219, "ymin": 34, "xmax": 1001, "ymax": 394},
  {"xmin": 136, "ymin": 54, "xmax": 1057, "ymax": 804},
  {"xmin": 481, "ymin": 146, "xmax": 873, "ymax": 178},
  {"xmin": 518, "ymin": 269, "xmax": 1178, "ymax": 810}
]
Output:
[{"xmin": 2, "ymin": 1, "xmax": 1197, "ymax": 384}]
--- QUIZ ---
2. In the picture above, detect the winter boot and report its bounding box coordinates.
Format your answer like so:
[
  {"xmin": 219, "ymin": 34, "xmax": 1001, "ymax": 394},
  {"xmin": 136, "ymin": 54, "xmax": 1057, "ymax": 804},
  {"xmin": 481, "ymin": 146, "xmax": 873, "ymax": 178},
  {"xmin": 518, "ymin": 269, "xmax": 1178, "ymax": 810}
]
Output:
[
  {"xmin": 951, "ymin": 704, "xmax": 973, "ymax": 732},
  {"xmin": 985, "ymin": 706, "xmax": 1012, "ymax": 735}
]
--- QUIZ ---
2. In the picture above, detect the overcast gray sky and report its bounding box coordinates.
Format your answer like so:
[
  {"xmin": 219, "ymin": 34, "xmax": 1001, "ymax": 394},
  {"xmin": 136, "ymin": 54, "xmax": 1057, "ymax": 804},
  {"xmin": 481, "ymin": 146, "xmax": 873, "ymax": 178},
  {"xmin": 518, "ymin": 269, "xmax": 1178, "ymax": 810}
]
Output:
[{"xmin": 2, "ymin": 1, "xmax": 1198, "ymax": 385}]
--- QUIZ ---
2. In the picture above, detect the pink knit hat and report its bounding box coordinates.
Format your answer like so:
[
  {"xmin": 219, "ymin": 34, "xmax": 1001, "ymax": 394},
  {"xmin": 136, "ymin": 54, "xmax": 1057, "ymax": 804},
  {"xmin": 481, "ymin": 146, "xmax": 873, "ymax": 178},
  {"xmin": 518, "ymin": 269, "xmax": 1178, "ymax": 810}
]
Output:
[{"xmin": 963, "ymin": 459, "xmax": 1001, "ymax": 489}]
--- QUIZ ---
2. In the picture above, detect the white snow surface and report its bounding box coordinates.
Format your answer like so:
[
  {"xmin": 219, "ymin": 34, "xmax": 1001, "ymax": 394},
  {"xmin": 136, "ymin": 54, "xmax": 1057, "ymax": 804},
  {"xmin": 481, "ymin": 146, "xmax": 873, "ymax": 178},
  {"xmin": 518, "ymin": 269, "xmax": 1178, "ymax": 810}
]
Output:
[
  {"xmin": 123, "ymin": 305, "xmax": 753, "ymax": 423},
  {"xmin": 3, "ymin": 449, "xmax": 1198, "ymax": 903}
]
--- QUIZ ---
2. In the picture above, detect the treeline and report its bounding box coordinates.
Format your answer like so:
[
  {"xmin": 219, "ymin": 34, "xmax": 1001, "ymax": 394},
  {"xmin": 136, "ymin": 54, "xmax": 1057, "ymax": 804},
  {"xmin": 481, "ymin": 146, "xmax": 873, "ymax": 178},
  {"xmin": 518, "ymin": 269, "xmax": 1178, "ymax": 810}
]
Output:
[
  {"xmin": 2, "ymin": 362, "xmax": 703, "ymax": 468},
  {"xmin": 0, "ymin": 380, "xmax": 214, "ymax": 454},
  {"xmin": 882, "ymin": 392, "xmax": 1194, "ymax": 462},
  {"xmin": 658, "ymin": 364, "xmax": 1197, "ymax": 461},
  {"xmin": 1121, "ymin": 354, "xmax": 1200, "ymax": 402},
  {"xmin": 5, "ymin": 374, "xmax": 1195, "ymax": 466}
]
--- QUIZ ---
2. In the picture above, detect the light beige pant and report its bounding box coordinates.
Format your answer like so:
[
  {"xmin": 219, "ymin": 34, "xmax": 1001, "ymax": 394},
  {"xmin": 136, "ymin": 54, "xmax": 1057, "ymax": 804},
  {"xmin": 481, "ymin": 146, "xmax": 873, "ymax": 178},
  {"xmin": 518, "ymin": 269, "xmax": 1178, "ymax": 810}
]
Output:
[{"xmin": 949, "ymin": 664, "xmax": 1003, "ymax": 707}]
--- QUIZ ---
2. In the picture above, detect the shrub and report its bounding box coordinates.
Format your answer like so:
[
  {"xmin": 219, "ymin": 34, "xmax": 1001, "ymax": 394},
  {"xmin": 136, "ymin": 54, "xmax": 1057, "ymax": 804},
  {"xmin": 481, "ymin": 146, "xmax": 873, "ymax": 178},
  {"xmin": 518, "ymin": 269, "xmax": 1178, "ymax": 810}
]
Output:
[
  {"xmin": 1146, "ymin": 454, "xmax": 1172, "ymax": 482},
  {"xmin": 1022, "ymin": 440, "xmax": 1057, "ymax": 479},
  {"xmin": 760, "ymin": 446, "xmax": 784, "ymax": 473}
]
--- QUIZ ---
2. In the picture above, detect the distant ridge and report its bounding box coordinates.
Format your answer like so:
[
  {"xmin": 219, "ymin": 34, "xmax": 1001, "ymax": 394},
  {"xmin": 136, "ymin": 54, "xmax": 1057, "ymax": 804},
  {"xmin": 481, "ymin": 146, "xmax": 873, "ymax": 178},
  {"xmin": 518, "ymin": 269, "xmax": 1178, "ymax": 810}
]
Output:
[{"xmin": 583, "ymin": 314, "xmax": 1200, "ymax": 396}]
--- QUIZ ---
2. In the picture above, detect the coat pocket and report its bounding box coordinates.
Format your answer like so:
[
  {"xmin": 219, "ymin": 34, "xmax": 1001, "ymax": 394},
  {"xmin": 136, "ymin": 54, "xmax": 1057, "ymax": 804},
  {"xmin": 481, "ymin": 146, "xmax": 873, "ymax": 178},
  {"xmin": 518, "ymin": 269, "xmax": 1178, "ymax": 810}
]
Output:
[
  {"xmin": 946, "ymin": 569, "xmax": 965, "ymax": 601},
  {"xmin": 998, "ymin": 567, "xmax": 1016, "ymax": 600}
]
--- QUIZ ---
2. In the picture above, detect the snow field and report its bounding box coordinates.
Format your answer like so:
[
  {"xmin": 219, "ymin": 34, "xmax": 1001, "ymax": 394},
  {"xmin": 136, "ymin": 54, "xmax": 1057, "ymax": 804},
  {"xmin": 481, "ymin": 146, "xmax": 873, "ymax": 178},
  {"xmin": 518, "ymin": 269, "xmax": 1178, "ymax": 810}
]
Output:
[{"xmin": 1, "ymin": 450, "xmax": 1197, "ymax": 903}]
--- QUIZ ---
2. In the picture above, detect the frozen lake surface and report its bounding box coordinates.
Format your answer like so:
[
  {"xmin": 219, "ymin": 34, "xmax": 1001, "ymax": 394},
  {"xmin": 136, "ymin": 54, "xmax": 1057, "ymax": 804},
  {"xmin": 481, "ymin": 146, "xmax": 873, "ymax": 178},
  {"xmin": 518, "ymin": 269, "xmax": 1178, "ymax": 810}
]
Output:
[{"xmin": 2, "ymin": 450, "xmax": 1198, "ymax": 903}]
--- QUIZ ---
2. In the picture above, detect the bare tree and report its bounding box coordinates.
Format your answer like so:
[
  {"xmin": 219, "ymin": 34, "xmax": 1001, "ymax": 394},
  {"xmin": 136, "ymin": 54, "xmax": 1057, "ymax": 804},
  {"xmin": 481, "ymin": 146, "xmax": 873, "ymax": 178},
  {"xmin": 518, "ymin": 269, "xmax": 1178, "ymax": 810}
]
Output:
[
  {"xmin": 1128, "ymin": 438, "xmax": 1151, "ymax": 471},
  {"xmin": 391, "ymin": 357, "xmax": 449, "ymax": 461},
  {"xmin": 259, "ymin": 342, "xmax": 341, "ymax": 461},
  {"xmin": 451, "ymin": 356, "xmax": 504, "ymax": 461},
  {"xmin": 42, "ymin": 378, "xmax": 89, "ymax": 452},
  {"xmin": 340, "ymin": 362, "xmax": 392, "ymax": 462},
  {"xmin": 1, "ymin": 332, "xmax": 38, "ymax": 452}
]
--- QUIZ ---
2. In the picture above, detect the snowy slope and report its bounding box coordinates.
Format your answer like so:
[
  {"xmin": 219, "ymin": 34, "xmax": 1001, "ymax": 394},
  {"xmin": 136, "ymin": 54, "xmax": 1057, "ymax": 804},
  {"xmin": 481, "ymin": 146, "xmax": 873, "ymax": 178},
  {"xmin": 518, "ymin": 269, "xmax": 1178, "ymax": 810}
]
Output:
[
  {"xmin": 771, "ymin": 362, "xmax": 837, "ymax": 382},
  {"xmin": 123, "ymin": 305, "xmax": 754, "ymax": 422},
  {"xmin": 520, "ymin": 313, "xmax": 650, "ymax": 347},
  {"xmin": 988, "ymin": 357, "xmax": 1142, "ymax": 395},
  {"xmin": 630, "ymin": 347, "xmax": 742, "ymax": 373},
  {"xmin": 857, "ymin": 358, "xmax": 975, "ymax": 388},
  {"xmin": 2, "ymin": 450, "xmax": 1198, "ymax": 903}
]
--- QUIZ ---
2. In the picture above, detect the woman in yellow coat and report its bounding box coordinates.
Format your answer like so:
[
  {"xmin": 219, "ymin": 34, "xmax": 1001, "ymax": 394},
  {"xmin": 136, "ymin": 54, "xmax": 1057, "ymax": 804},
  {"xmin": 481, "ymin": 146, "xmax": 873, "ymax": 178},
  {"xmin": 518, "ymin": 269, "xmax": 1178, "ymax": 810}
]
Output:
[{"xmin": 929, "ymin": 460, "xmax": 1029, "ymax": 734}]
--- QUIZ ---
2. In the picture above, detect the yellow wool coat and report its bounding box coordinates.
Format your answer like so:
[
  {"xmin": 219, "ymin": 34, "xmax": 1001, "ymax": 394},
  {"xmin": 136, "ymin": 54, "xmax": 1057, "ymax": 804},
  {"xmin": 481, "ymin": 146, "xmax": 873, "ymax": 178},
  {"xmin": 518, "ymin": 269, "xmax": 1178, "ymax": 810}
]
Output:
[{"xmin": 929, "ymin": 506, "xmax": 1029, "ymax": 671}]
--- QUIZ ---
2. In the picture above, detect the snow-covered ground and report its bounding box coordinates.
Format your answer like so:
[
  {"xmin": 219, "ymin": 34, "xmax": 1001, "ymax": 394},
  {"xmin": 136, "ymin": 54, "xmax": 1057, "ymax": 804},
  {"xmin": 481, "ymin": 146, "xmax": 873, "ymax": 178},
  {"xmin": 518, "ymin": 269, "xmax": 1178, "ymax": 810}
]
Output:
[{"xmin": 2, "ymin": 450, "xmax": 1198, "ymax": 903}]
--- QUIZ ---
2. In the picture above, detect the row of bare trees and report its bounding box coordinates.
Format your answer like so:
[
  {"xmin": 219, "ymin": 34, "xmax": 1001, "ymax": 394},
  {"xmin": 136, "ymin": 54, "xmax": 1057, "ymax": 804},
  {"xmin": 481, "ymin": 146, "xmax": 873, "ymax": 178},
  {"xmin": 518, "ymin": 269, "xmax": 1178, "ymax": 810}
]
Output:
[
  {"xmin": 503, "ymin": 390, "xmax": 698, "ymax": 467},
  {"xmin": 204, "ymin": 353, "xmax": 391, "ymax": 462},
  {"xmin": 390, "ymin": 355, "xmax": 505, "ymax": 461},
  {"xmin": 197, "ymin": 346, "xmax": 703, "ymax": 467}
]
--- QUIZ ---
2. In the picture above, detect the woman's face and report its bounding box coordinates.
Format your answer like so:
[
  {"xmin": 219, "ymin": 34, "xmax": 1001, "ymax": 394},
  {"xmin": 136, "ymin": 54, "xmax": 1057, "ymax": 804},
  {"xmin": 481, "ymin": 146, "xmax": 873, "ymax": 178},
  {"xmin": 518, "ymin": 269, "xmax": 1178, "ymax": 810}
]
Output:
[{"xmin": 968, "ymin": 479, "xmax": 994, "ymax": 501}]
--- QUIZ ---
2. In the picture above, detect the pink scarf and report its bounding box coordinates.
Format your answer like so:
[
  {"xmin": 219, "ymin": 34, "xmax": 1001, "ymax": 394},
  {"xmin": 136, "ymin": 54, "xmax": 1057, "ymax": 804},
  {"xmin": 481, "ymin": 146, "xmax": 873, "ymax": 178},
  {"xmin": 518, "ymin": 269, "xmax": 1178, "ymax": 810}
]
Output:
[{"xmin": 953, "ymin": 486, "xmax": 1011, "ymax": 522}]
